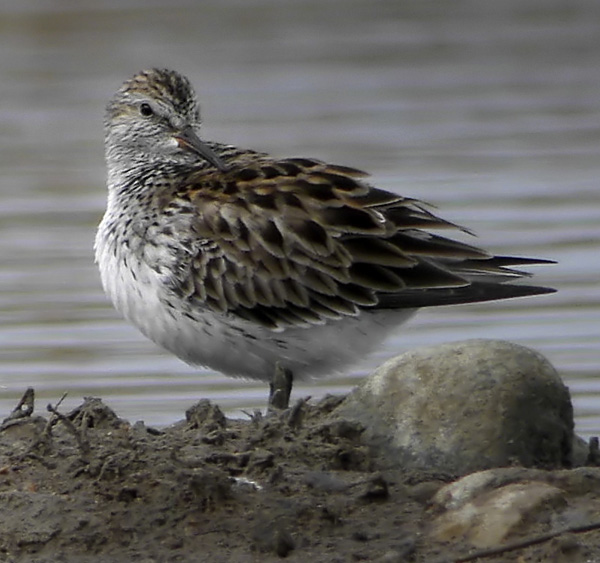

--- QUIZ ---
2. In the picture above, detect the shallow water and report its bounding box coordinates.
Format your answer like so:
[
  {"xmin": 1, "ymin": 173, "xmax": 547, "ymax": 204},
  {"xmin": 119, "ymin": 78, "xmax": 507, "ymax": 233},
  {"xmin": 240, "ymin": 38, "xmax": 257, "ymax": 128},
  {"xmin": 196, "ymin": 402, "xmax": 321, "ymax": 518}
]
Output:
[{"xmin": 1, "ymin": 1, "xmax": 599, "ymax": 436}]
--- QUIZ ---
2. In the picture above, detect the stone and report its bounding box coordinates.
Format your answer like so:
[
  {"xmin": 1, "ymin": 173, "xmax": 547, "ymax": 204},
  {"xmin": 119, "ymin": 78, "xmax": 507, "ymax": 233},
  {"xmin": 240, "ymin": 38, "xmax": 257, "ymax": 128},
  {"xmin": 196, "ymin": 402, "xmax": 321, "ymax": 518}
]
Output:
[
  {"xmin": 433, "ymin": 467, "xmax": 536, "ymax": 510},
  {"xmin": 334, "ymin": 339, "xmax": 574, "ymax": 474},
  {"xmin": 430, "ymin": 480, "xmax": 566, "ymax": 548},
  {"xmin": 433, "ymin": 466, "xmax": 600, "ymax": 510}
]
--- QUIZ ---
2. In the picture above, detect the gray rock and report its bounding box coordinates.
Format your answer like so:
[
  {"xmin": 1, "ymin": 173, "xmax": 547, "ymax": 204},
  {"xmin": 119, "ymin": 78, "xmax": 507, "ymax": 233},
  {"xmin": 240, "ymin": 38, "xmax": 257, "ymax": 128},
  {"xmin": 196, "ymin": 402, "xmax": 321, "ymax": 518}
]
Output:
[{"xmin": 334, "ymin": 339, "xmax": 574, "ymax": 474}]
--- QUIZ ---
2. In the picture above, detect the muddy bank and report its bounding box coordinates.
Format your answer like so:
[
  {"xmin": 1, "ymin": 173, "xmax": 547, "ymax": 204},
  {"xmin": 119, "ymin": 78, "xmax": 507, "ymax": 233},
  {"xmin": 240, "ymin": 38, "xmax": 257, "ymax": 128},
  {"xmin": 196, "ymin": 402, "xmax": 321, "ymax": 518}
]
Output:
[{"xmin": 0, "ymin": 391, "xmax": 599, "ymax": 562}]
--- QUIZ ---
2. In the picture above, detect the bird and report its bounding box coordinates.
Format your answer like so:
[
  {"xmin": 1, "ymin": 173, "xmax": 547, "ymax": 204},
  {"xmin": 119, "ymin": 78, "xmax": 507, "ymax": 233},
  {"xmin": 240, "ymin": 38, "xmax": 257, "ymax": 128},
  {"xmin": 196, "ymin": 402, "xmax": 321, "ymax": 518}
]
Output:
[{"xmin": 95, "ymin": 68, "xmax": 555, "ymax": 409}]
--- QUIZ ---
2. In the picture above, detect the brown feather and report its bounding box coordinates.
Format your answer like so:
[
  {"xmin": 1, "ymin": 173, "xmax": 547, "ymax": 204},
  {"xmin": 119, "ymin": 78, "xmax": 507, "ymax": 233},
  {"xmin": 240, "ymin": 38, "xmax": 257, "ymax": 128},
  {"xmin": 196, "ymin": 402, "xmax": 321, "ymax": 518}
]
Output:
[{"xmin": 156, "ymin": 153, "xmax": 553, "ymax": 329}]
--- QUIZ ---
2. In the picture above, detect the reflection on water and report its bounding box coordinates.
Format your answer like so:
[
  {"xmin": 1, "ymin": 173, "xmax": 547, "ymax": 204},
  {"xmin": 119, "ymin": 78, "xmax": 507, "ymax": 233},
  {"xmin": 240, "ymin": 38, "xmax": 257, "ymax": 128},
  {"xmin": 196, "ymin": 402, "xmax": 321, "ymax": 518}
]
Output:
[{"xmin": 0, "ymin": 1, "xmax": 599, "ymax": 435}]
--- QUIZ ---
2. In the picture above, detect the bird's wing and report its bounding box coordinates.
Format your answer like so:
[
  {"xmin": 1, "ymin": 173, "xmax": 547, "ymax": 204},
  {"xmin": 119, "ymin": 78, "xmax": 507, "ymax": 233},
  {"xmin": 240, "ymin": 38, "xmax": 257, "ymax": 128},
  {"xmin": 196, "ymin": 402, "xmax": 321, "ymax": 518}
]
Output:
[{"xmin": 164, "ymin": 156, "xmax": 553, "ymax": 330}]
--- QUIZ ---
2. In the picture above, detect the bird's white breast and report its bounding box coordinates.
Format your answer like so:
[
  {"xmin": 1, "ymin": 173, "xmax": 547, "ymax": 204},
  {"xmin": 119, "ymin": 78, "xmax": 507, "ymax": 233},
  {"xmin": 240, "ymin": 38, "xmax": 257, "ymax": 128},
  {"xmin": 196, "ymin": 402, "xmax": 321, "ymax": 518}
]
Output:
[{"xmin": 95, "ymin": 208, "xmax": 417, "ymax": 382}]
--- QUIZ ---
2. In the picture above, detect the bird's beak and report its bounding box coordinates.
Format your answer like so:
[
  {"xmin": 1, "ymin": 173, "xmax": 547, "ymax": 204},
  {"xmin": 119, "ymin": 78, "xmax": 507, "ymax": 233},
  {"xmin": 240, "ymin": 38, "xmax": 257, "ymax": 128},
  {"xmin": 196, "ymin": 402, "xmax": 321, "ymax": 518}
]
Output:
[{"xmin": 174, "ymin": 127, "xmax": 228, "ymax": 172}]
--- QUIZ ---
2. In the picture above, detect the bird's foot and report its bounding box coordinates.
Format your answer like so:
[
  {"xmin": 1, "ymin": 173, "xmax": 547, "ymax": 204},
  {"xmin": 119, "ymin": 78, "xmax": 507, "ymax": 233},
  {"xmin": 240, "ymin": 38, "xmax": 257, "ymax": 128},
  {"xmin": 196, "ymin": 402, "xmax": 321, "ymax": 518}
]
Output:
[{"xmin": 268, "ymin": 362, "xmax": 293, "ymax": 411}]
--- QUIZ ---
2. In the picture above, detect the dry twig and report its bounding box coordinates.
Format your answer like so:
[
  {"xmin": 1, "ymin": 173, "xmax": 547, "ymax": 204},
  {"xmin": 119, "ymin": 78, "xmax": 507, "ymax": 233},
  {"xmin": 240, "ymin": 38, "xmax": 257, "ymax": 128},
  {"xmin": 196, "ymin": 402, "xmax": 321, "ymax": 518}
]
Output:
[
  {"xmin": 1, "ymin": 387, "xmax": 35, "ymax": 428},
  {"xmin": 45, "ymin": 393, "xmax": 91, "ymax": 459}
]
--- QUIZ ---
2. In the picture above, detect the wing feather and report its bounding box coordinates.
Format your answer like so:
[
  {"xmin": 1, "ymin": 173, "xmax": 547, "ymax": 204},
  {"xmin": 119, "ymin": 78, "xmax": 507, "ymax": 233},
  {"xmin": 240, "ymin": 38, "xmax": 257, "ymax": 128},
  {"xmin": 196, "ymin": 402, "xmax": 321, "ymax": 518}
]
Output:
[{"xmin": 159, "ymin": 153, "xmax": 554, "ymax": 329}]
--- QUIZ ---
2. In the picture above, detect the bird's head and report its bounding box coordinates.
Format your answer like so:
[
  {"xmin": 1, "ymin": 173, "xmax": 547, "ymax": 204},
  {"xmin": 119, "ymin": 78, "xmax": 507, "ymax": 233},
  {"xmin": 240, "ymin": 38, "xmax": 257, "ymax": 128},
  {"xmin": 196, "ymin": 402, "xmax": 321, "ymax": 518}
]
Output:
[{"xmin": 104, "ymin": 68, "xmax": 226, "ymax": 173}]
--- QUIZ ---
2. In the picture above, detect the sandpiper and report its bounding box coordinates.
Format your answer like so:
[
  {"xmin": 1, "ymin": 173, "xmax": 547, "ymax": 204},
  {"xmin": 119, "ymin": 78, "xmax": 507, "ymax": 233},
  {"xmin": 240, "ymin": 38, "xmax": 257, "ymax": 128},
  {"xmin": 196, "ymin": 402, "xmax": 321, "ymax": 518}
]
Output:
[{"xmin": 95, "ymin": 68, "xmax": 555, "ymax": 408}]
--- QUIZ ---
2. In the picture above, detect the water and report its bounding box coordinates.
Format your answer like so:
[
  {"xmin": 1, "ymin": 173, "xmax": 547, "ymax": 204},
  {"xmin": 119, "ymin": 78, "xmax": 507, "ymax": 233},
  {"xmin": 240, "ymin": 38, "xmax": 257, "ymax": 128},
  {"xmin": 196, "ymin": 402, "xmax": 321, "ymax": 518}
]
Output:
[{"xmin": 1, "ymin": 1, "xmax": 599, "ymax": 436}]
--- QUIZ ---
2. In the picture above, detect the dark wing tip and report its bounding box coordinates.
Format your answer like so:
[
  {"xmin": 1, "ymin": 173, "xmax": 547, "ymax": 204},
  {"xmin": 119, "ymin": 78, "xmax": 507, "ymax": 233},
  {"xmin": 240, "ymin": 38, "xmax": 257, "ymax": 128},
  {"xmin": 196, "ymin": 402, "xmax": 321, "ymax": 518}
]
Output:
[
  {"xmin": 376, "ymin": 282, "xmax": 556, "ymax": 310},
  {"xmin": 491, "ymin": 256, "xmax": 557, "ymax": 266}
]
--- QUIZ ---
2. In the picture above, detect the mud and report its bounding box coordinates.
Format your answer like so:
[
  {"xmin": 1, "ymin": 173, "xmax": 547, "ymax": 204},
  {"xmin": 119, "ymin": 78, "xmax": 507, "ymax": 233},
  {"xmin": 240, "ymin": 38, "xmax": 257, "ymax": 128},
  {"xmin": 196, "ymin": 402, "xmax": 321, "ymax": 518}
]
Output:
[{"xmin": 0, "ymin": 391, "xmax": 599, "ymax": 562}]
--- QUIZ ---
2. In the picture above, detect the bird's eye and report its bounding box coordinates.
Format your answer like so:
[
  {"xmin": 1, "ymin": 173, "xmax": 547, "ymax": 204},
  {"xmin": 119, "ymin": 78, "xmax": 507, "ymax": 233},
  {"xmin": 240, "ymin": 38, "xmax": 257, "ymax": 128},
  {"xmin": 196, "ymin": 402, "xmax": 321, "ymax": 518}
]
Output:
[{"xmin": 139, "ymin": 103, "xmax": 154, "ymax": 117}]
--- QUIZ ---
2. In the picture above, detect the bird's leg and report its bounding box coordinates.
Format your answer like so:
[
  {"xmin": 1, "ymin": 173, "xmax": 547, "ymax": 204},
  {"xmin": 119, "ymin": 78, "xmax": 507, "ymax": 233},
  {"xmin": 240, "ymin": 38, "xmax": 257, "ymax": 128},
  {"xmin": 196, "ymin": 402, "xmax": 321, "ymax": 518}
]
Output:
[{"xmin": 268, "ymin": 362, "xmax": 293, "ymax": 411}]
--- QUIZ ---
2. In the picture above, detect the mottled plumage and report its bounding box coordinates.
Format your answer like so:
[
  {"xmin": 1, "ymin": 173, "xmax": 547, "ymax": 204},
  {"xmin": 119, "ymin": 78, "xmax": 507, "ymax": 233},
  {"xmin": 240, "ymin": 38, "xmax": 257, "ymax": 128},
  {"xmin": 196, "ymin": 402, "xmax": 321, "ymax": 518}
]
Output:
[{"xmin": 96, "ymin": 68, "xmax": 555, "ymax": 389}]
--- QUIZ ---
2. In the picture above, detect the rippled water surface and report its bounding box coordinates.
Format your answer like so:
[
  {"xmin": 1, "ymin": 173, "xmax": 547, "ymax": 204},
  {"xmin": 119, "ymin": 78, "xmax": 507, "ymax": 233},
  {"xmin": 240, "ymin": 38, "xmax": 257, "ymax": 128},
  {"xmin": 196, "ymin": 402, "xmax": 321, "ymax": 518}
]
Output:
[{"xmin": 1, "ymin": 1, "xmax": 599, "ymax": 435}]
